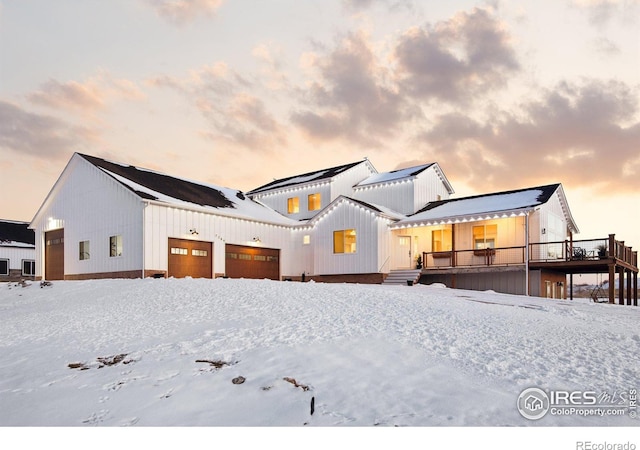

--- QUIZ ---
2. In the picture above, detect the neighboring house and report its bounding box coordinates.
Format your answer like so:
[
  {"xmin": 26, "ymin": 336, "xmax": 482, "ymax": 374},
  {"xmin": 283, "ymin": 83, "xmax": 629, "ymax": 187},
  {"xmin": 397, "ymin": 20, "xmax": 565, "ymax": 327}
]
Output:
[
  {"xmin": 0, "ymin": 220, "xmax": 36, "ymax": 281},
  {"xmin": 30, "ymin": 152, "xmax": 638, "ymax": 303}
]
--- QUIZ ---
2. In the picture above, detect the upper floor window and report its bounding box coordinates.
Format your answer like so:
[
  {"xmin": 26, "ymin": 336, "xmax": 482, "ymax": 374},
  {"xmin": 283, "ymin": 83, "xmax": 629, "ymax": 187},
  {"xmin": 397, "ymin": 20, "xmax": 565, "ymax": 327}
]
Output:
[
  {"xmin": 308, "ymin": 193, "xmax": 321, "ymax": 211},
  {"xmin": 287, "ymin": 197, "xmax": 299, "ymax": 214},
  {"xmin": 473, "ymin": 225, "xmax": 497, "ymax": 249},
  {"xmin": 334, "ymin": 229, "xmax": 356, "ymax": 254},
  {"xmin": 303, "ymin": 235, "xmax": 311, "ymax": 245},
  {"xmin": 110, "ymin": 235, "xmax": 123, "ymax": 257},
  {"xmin": 79, "ymin": 241, "xmax": 90, "ymax": 260}
]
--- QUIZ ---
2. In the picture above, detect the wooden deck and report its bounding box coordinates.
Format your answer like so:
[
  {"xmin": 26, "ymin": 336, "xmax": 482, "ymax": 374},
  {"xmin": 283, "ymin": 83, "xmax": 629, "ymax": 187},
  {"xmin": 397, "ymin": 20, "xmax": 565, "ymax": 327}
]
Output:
[{"xmin": 422, "ymin": 234, "xmax": 638, "ymax": 305}]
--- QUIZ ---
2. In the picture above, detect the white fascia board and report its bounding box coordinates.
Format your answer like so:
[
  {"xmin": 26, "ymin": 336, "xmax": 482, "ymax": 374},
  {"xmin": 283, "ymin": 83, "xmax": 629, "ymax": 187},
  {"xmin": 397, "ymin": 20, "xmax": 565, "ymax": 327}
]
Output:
[
  {"xmin": 392, "ymin": 207, "xmax": 534, "ymax": 229},
  {"xmin": 249, "ymin": 179, "xmax": 331, "ymax": 198},
  {"xmin": 141, "ymin": 199, "xmax": 303, "ymax": 228},
  {"xmin": 555, "ymin": 185, "xmax": 579, "ymax": 234}
]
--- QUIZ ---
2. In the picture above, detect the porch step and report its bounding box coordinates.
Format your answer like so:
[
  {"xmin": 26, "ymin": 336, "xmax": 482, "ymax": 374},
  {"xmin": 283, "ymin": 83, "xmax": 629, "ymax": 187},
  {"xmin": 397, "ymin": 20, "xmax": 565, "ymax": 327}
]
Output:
[{"xmin": 382, "ymin": 269, "xmax": 422, "ymax": 286}]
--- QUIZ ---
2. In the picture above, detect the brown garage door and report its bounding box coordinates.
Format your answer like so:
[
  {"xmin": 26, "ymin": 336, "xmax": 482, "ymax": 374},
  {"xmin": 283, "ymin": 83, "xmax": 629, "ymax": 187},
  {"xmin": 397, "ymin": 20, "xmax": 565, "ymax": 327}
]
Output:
[
  {"xmin": 45, "ymin": 229, "xmax": 65, "ymax": 280},
  {"xmin": 225, "ymin": 244, "xmax": 280, "ymax": 280},
  {"xmin": 168, "ymin": 238, "xmax": 213, "ymax": 279}
]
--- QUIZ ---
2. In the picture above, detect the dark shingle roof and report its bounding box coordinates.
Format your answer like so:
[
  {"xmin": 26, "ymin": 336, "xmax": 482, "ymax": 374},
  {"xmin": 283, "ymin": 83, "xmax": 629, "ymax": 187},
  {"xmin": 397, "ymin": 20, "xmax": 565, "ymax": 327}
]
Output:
[
  {"xmin": 248, "ymin": 160, "xmax": 365, "ymax": 195},
  {"xmin": 0, "ymin": 220, "xmax": 35, "ymax": 245},
  {"xmin": 78, "ymin": 153, "xmax": 235, "ymax": 209},
  {"xmin": 412, "ymin": 184, "xmax": 561, "ymax": 217}
]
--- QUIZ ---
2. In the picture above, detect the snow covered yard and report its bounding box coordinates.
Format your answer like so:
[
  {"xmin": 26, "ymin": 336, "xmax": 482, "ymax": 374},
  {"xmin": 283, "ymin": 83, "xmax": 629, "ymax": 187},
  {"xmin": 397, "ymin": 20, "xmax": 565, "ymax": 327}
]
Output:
[{"xmin": 1, "ymin": 277, "xmax": 639, "ymax": 429}]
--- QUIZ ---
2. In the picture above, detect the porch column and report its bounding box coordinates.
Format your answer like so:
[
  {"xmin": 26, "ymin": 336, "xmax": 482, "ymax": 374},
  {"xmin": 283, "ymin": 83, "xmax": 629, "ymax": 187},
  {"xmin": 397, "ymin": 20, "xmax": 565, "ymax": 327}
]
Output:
[
  {"xmin": 618, "ymin": 266, "xmax": 625, "ymax": 305},
  {"xmin": 633, "ymin": 272, "xmax": 638, "ymax": 306},
  {"xmin": 525, "ymin": 212, "xmax": 530, "ymax": 296},
  {"xmin": 451, "ymin": 223, "xmax": 456, "ymax": 267},
  {"xmin": 608, "ymin": 264, "xmax": 615, "ymax": 304},
  {"xmin": 569, "ymin": 273, "xmax": 574, "ymax": 300},
  {"xmin": 609, "ymin": 234, "xmax": 616, "ymax": 259},
  {"xmin": 627, "ymin": 269, "xmax": 633, "ymax": 306}
]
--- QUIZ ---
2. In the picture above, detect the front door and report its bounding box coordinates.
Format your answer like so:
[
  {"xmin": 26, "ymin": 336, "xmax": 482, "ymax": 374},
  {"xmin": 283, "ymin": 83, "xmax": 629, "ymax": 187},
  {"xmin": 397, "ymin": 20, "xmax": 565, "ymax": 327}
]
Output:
[
  {"xmin": 396, "ymin": 236, "xmax": 412, "ymax": 269},
  {"xmin": 45, "ymin": 229, "xmax": 64, "ymax": 280}
]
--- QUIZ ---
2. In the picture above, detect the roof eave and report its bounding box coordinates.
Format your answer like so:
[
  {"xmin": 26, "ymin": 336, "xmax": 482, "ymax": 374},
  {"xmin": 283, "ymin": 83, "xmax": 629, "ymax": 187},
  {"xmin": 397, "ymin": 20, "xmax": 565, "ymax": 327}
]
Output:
[{"xmin": 393, "ymin": 207, "xmax": 535, "ymax": 229}]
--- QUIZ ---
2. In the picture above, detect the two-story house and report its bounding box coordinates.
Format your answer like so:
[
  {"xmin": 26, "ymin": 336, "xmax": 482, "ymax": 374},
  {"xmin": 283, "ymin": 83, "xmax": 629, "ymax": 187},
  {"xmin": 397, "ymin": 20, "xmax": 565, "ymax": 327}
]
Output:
[{"xmin": 29, "ymin": 152, "xmax": 638, "ymax": 302}]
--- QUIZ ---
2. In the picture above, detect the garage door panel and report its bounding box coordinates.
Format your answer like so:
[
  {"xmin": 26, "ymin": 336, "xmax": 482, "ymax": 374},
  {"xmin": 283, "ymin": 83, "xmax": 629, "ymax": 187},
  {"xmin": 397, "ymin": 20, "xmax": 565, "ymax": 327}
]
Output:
[
  {"xmin": 225, "ymin": 244, "xmax": 279, "ymax": 280},
  {"xmin": 168, "ymin": 238, "xmax": 212, "ymax": 279}
]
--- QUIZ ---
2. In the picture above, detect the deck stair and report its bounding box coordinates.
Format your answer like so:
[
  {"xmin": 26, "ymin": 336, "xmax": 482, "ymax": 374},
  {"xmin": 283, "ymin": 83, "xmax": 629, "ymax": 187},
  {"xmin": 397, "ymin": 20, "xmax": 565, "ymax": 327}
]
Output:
[{"xmin": 382, "ymin": 269, "xmax": 422, "ymax": 286}]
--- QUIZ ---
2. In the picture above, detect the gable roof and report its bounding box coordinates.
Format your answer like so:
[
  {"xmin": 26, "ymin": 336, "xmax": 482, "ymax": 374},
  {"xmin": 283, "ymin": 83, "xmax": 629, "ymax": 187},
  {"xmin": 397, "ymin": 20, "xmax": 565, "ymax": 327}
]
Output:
[
  {"xmin": 77, "ymin": 153, "xmax": 298, "ymax": 226},
  {"xmin": 354, "ymin": 162, "xmax": 455, "ymax": 194},
  {"xmin": 248, "ymin": 160, "xmax": 371, "ymax": 195},
  {"xmin": 397, "ymin": 184, "xmax": 578, "ymax": 232},
  {"xmin": 355, "ymin": 163, "xmax": 434, "ymax": 187},
  {"xmin": 79, "ymin": 153, "xmax": 235, "ymax": 208},
  {"xmin": 0, "ymin": 220, "xmax": 35, "ymax": 247},
  {"xmin": 307, "ymin": 195, "xmax": 405, "ymax": 226}
]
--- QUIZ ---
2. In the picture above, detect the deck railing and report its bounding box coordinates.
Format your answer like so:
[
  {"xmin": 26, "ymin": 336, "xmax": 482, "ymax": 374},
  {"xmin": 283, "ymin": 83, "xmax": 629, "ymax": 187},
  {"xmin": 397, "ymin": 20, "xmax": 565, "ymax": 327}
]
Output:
[
  {"xmin": 422, "ymin": 235, "xmax": 637, "ymax": 270},
  {"xmin": 423, "ymin": 246, "xmax": 526, "ymax": 269}
]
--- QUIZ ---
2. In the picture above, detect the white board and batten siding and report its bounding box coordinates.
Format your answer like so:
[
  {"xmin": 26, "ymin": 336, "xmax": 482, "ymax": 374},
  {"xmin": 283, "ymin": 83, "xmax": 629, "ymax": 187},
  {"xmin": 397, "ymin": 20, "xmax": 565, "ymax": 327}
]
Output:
[
  {"xmin": 31, "ymin": 155, "xmax": 144, "ymax": 279},
  {"xmin": 535, "ymin": 191, "xmax": 572, "ymax": 243},
  {"xmin": 251, "ymin": 160, "xmax": 376, "ymax": 222},
  {"xmin": 0, "ymin": 246, "xmax": 35, "ymax": 270},
  {"xmin": 329, "ymin": 160, "xmax": 377, "ymax": 200},
  {"xmin": 353, "ymin": 166, "xmax": 451, "ymax": 216},
  {"xmin": 143, "ymin": 203, "xmax": 294, "ymax": 277},
  {"xmin": 290, "ymin": 227, "xmax": 315, "ymax": 277},
  {"xmin": 312, "ymin": 199, "xmax": 387, "ymax": 275},
  {"xmin": 252, "ymin": 183, "xmax": 332, "ymax": 222}
]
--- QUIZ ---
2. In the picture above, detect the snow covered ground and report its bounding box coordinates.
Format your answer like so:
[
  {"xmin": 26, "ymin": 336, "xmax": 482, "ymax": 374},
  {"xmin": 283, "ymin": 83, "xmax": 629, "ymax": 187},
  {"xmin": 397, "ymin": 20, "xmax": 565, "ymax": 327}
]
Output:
[{"xmin": 1, "ymin": 278, "xmax": 639, "ymax": 445}]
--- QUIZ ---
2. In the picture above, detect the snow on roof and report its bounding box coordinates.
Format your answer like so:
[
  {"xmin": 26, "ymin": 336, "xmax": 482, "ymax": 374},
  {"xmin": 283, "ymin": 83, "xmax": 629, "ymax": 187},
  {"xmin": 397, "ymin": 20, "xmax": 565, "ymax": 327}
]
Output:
[
  {"xmin": 248, "ymin": 160, "xmax": 367, "ymax": 194},
  {"xmin": 0, "ymin": 220, "xmax": 35, "ymax": 247},
  {"xmin": 346, "ymin": 198, "xmax": 407, "ymax": 221},
  {"xmin": 355, "ymin": 163, "xmax": 434, "ymax": 187},
  {"xmin": 78, "ymin": 154, "xmax": 299, "ymax": 226},
  {"xmin": 400, "ymin": 184, "xmax": 561, "ymax": 225}
]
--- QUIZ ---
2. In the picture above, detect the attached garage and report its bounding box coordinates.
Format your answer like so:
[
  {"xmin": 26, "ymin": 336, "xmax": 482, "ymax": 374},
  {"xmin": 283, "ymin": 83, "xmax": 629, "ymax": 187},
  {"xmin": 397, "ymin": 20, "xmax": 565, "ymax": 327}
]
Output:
[
  {"xmin": 168, "ymin": 238, "xmax": 213, "ymax": 279},
  {"xmin": 225, "ymin": 244, "xmax": 280, "ymax": 280},
  {"xmin": 45, "ymin": 229, "xmax": 64, "ymax": 280}
]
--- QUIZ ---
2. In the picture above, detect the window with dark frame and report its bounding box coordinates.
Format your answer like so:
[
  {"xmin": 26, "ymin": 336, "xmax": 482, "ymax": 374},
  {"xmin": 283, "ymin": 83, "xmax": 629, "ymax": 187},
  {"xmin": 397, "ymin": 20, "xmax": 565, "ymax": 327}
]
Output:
[
  {"xmin": 0, "ymin": 259, "xmax": 8, "ymax": 276},
  {"xmin": 79, "ymin": 241, "xmax": 90, "ymax": 260},
  {"xmin": 110, "ymin": 235, "xmax": 123, "ymax": 257}
]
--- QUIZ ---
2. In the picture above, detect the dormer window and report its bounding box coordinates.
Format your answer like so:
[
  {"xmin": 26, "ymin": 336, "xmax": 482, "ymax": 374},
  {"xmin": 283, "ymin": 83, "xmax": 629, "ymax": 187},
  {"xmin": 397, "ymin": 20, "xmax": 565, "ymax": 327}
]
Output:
[
  {"xmin": 287, "ymin": 197, "xmax": 299, "ymax": 214},
  {"xmin": 308, "ymin": 193, "xmax": 321, "ymax": 211}
]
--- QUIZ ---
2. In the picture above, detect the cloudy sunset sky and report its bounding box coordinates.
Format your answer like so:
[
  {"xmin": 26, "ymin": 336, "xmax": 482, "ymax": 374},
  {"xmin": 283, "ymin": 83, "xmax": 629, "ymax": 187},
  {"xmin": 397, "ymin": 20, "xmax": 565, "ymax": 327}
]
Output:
[{"xmin": 1, "ymin": 0, "xmax": 639, "ymax": 248}]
